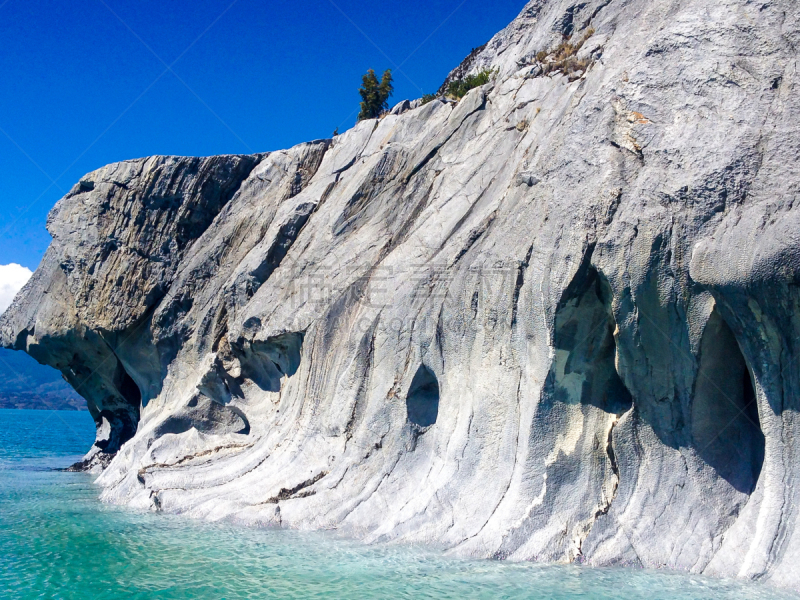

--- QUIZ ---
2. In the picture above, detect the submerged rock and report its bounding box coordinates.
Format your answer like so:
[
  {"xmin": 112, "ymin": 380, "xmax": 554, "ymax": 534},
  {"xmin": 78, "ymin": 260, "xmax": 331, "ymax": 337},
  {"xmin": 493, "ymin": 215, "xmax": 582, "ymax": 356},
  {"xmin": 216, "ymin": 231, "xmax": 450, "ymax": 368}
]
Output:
[{"xmin": 3, "ymin": 0, "xmax": 800, "ymax": 587}]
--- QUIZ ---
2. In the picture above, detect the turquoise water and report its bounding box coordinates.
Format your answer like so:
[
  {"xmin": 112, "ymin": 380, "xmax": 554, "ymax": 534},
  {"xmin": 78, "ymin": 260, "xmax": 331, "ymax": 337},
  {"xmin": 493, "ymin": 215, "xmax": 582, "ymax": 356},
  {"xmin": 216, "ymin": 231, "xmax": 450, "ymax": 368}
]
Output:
[{"xmin": 1, "ymin": 409, "xmax": 798, "ymax": 600}]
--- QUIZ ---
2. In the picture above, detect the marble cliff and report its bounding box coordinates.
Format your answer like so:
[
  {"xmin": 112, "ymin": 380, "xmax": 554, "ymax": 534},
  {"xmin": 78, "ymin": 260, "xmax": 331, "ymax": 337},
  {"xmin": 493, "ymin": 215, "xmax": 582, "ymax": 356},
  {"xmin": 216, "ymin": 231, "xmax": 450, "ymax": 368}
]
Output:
[{"xmin": 3, "ymin": 0, "xmax": 800, "ymax": 587}]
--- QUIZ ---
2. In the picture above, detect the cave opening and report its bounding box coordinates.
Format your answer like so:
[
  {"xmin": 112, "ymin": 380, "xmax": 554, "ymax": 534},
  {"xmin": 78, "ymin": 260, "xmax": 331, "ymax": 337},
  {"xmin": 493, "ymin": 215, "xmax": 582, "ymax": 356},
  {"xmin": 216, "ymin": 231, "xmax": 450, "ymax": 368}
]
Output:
[
  {"xmin": 94, "ymin": 362, "xmax": 144, "ymax": 455},
  {"xmin": 692, "ymin": 309, "xmax": 764, "ymax": 494},
  {"xmin": 118, "ymin": 368, "xmax": 142, "ymax": 408},
  {"xmin": 407, "ymin": 365, "xmax": 440, "ymax": 428},
  {"xmin": 550, "ymin": 266, "xmax": 632, "ymax": 415}
]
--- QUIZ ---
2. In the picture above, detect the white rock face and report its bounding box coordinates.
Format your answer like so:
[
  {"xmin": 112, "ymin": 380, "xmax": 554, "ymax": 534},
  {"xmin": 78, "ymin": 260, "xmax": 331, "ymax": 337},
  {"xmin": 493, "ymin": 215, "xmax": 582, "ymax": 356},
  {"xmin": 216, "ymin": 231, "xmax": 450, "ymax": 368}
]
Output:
[{"xmin": 3, "ymin": 0, "xmax": 800, "ymax": 586}]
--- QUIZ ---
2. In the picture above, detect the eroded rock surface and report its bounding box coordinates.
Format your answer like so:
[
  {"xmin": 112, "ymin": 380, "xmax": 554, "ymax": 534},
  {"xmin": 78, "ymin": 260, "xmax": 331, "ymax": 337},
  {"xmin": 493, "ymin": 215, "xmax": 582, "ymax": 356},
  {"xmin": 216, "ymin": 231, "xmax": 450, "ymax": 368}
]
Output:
[{"xmin": 3, "ymin": 0, "xmax": 800, "ymax": 587}]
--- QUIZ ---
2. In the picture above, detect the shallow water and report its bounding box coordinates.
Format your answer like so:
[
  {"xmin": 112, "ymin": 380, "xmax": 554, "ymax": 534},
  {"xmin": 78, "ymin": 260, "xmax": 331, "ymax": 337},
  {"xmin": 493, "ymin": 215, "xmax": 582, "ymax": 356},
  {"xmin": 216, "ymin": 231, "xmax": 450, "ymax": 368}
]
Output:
[{"xmin": 0, "ymin": 408, "xmax": 797, "ymax": 600}]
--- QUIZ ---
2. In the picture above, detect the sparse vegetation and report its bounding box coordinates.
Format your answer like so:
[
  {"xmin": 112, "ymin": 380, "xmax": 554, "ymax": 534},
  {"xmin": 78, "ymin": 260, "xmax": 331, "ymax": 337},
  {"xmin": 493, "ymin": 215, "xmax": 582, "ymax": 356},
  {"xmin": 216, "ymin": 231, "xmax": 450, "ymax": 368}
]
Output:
[
  {"xmin": 421, "ymin": 93, "xmax": 437, "ymax": 105},
  {"xmin": 533, "ymin": 27, "xmax": 596, "ymax": 81},
  {"xmin": 446, "ymin": 68, "xmax": 496, "ymax": 100},
  {"xmin": 358, "ymin": 69, "xmax": 394, "ymax": 121}
]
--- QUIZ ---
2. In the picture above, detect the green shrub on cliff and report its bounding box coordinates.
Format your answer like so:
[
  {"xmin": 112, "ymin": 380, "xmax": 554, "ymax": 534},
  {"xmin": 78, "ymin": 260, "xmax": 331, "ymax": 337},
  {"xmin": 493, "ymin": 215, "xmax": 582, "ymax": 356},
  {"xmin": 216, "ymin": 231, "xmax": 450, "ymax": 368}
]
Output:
[{"xmin": 447, "ymin": 68, "xmax": 495, "ymax": 100}]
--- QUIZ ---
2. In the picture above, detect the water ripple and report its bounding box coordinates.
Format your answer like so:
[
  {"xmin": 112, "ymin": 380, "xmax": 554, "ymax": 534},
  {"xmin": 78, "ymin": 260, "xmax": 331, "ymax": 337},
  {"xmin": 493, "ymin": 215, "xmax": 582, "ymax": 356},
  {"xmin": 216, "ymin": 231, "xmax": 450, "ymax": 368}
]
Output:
[{"xmin": 0, "ymin": 409, "xmax": 797, "ymax": 600}]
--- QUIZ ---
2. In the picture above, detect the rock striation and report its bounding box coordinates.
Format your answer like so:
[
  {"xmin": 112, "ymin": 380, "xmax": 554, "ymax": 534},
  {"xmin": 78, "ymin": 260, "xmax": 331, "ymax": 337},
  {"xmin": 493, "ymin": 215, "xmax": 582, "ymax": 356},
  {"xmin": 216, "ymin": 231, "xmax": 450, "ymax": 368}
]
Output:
[{"xmin": 3, "ymin": 0, "xmax": 800, "ymax": 587}]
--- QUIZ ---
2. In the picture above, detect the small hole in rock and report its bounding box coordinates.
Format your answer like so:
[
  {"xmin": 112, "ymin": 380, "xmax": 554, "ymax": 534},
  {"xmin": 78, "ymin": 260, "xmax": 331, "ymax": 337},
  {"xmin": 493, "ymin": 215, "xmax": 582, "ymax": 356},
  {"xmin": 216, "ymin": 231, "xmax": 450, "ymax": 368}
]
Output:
[{"xmin": 406, "ymin": 365, "xmax": 440, "ymax": 428}]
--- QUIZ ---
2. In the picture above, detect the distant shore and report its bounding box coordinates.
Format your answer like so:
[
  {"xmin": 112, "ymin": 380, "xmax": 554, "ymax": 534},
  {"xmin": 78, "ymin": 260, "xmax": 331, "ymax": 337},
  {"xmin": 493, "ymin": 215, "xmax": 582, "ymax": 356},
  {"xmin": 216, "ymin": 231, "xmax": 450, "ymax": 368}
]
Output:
[{"xmin": 0, "ymin": 397, "xmax": 87, "ymax": 411}]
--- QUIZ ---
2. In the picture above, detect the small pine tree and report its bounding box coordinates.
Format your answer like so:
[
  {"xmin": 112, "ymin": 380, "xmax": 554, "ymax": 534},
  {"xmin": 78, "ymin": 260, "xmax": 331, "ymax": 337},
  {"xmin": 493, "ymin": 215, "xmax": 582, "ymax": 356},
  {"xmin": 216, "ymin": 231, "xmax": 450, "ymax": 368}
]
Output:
[
  {"xmin": 358, "ymin": 69, "xmax": 394, "ymax": 121},
  {"xmin": 358, "ymin": 69, "xmax": 380, "ymax": 121}
]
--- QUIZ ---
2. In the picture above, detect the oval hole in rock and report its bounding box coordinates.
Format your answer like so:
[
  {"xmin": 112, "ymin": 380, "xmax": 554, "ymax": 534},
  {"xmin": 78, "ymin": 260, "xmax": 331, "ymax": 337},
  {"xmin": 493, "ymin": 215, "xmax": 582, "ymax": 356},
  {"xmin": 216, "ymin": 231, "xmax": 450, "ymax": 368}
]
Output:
[
  {"xmin": 692, "ymin": 309, "xmax": 764, "ymax": 494},
  {"xmin": 406, "ymin": 365, "xmax": 440, "ymax": 428}
]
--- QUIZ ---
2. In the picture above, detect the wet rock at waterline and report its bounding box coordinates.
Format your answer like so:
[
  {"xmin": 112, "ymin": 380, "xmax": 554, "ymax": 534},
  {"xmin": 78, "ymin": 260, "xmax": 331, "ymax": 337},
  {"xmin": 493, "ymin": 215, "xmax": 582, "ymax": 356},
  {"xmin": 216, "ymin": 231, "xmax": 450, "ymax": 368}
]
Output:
[{"xmin": 3, "ymin": 0, "xmax": 800, "ymax": 589}]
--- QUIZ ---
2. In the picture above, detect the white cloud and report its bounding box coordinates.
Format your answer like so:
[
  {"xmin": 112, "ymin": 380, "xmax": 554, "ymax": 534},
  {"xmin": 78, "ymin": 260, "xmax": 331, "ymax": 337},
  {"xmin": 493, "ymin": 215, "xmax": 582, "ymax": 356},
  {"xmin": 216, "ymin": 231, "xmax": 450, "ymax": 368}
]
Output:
[{"xmin": 0, "ymin": 264, "xmax": 33, "ymax": 315}]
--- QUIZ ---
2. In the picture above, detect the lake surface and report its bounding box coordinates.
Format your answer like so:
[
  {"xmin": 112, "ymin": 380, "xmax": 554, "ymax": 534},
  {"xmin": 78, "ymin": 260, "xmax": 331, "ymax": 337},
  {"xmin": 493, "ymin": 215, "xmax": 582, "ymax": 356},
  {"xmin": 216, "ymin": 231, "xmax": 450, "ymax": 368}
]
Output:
[{"xmin": 1, "ymin": 408, "xmax": 798, "ymax": 600}]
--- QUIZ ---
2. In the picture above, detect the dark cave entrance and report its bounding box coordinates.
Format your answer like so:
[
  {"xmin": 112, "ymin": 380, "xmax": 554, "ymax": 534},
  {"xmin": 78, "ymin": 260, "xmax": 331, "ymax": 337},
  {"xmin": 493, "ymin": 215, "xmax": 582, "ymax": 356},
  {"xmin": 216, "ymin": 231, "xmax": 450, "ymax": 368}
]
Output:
[
  {"xmin": 407, "ymin": 365, "xmax": 440, "ymax": 428},
  {"xmin": 692, "ymin": 309, "xmax": 764, "ymax": 494},
  {"xmin": 95, "ymin": 362, "xmax": 143, "ymax": 455},
  {"xmin": 551, "ymin": 266, "xmax": 633, "ymax": 415},
  {"xmin": 117, "ymin": 367, "xmax": 142, "ymax": 409}
]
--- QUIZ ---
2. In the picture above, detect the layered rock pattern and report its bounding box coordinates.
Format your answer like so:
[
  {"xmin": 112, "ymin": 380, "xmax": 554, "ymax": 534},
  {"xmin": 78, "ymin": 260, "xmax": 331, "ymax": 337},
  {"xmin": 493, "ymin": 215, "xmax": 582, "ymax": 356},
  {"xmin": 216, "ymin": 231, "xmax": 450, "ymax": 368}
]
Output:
[{"xmin": 3, "ymin": 0, "xmax": 800, "ymax": 587}]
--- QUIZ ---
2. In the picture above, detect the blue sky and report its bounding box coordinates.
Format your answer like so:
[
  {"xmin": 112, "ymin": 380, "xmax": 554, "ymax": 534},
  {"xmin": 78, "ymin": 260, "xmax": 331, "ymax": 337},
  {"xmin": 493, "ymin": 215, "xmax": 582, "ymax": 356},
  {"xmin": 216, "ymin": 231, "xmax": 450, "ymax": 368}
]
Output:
[{"xmin": 0, "ymin": 0, "xmax": 525, "ymax": 271}]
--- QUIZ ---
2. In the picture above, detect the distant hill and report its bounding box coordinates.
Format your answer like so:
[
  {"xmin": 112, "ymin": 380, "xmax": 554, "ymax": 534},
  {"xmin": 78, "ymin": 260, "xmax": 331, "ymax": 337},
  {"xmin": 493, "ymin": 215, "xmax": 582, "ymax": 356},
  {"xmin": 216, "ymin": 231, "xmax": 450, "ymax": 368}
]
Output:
[{"xmin": 0, "ymin": 348, "xmax": 86, "ymax": 411}]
